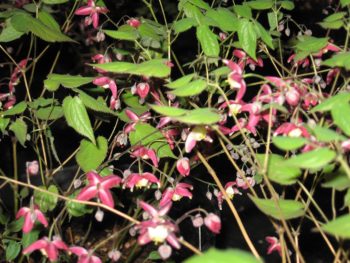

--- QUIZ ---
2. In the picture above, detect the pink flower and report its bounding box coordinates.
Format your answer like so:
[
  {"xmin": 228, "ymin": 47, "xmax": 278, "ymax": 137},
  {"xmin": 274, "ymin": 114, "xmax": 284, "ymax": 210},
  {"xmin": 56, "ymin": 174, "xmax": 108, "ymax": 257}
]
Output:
[
  {"xmin": 76, "ymin": 171, "xmax": 122, "ymax": 208},
  {"xmin": 70, "ymin": 246, "xmax": 102, "ymax": 263},
  {"xmin": 266, "ymin": 236, "xmax": 282, "ymax": 255},
  {"xmin": 127, "ymin": 18, "xmax": 141, "ymax": 28},
  {"xmin": 75, "ymin": 0, "xmax": 109, "ymax": 29},
  {"xmin": 108, "ymin": 249, "xmax": 121, "ymax": 262},
  {"xmin": 16, "ymin": 205, "xmax": 48, "ymax": 233},
  {"xmin": 93, "ymin": 77, "xmax": 117, "ymax": 98},
  {"xmin": 159, "ymin": 183, "xmax": 193, "ymax": 206},
  {"xmin": 137, "ymin": 201, "xmax": 181, "ymax": 249},
  {"xmin": 185, "ymin": 126, "xmax": 213, "ymax": 153},
  {"xmin": 124, "ymin": 109, "xmax": 151, "ymax": 134},
  {"xmin": 123, "ymin": 172, "xmax": 160, "ymax": 191},
  {"xmin": 223, "ymin": 59, "xmax": 246, "ymax": 101},
  {"xmin": 274, "ymin": 122, "xmax": 310, "ymax": 138},
  {"xmin": 216, "ymin": 182, "xmax": 241, "ymax": 210},
  {"xmin": 236, "ymin": 176, "xmax": 255, "ymax": 190},
  {"xmin": 26, "ymin": 160, "xmax": 39, "ymax": 176},
  {"xmin": 130, "ymin": 146, "xmax": 159, "ymax": 167},
  {"xmin": 135, "ymin": 82, "xmax": 150, "ymax": 99},
  {"xmin": 204, "ymin": 213, "xmax": 221, "ymax": 234},
  {"xmin": 176, "ymin": 158, "xmax": 190, "ymax": 176},
  {"xmin": 22, "ymin": 236, "xmax": 68, "ymax": 262}
]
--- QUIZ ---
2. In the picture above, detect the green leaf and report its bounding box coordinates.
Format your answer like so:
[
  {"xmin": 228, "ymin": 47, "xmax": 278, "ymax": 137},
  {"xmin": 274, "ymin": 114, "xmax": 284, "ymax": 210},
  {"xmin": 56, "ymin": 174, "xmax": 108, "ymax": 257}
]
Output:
[
  {"xmin": 322, "ymin": 168, "xmax": 350, "ymax": 191},
  {"xmin": 77, "ymin": 90, "xmax": 116, "ymax": 115},
  {"xmin": 129, "ymin": 123, "xmax": 175, "ymax": 158},
  {"xmin": 233, "ymin": 5, "xmax": 252, "ymax": 19},
  {"xmin": 38, "ymin": 11, "xmax": 60, "ymax": 32},
  {"xmin": 22, "ymin": 230, "xmax": 40, "ymax": 248},
  {"xmin": 35, "ymin": 105, "xmax": 63, "ymax": 120},
  {"xmin": 322, "ymin": 214, "xmax": 350, "ymax": 239},
  {"xmin": 0, "ymin": 20, "xmax": 24, "ymax": 42},
  {"xmin": 6, "ymin": 241, "xmax": 21, "ymax": 261},
  {"xmin": 185, "ymin": 248, "xmax": 260, "ymax": 263},
  {"xmin": 42, "ymin": 0, "xmax": 69, "ymax": 3},
  {"xmin": 254, "ymin": 21, "xmax": 274, "ymax": 49},
  {"xmin": 92, "ymin": 59, "xmax": 171, "ymax": 78},
  {"xmin": 310, "ymin": 92, "xmax": 350, "ymax": 113},
  {"xmin": 238, "ymin": 19, "xmax": 257, "ymax": 60},
  {"xmin": 173, "ymin": 18, "xmax": 197, "ymax": 34},
  {"xmin": 76, "ymin": 136, "xmax": 108, "ymax": 172},
  {"xmin": 29, "ymin": 98, "xmax": 58, "ymax": 109},
  {"xmin": 324, "ymin": 12, "xmax": 346, "ymax": 22},
  {"xmin": 279, "ymin": 1, "xmax": 295, "ymax": 10},
  {"xmin": 173, "ymin": 108, "xmax": 221, "ymax": 125},
  {"xmin": 104, "ymin": 26, "xmax": 138, "ymax": 41},
  {"xmin": 285, "ymin": 148, "xmax": 336, "ymax": 170},
  {"xmin": 63, "ymin": 96, "xmax": 95, "ymax": 144},
  {"xmin": 196, "ymin": 25, "xmax": 220, "ymax": 57},
  {"xmin": 331, "ymin": 102, "xmax": 350, "ymax": 136},
  {"xmin": 322, "ymin": 52, "xmax": 350, "ymax": 70},
  {"xmin": 11, "ymin": 13, "xmax": 75, "ymax": 42},
  {"xmin": 246, "ymin": 0, "xmax": 273, "ymax": 10},
  {"xmin": 205, "ymin": 8, "xmax": 238, "ymax": 32},
  {"xmin": 45, "ymin": 74, "xmax": 93, "ymax": 91},
  {"xmin": 295, "ymin": 36, "xmax": 329, "ymax": 53},
  {"xmin": 66, "ymin": 192, "xmax": 92, "ymax": 217},
  {"xmin": 34, "ymin": 185, "xmax": 58, "ymax": 212},
  {"xmin": 9, "ymin": 118, "xmax": 27, "ymax": 147},
  {"xmin": 256, "ymin": 153, "xmax": 301, "ymax": 185},
  {"xmin": 0, "ymin": 118, "xmax": 10, "ymax": 133},
  {"xmin": 169, "ymin": 79, "xmax": 207, "ymax": 97},
  {"xmin": 250, "ymin": 195, "xmax": 305, "ymax": 220},
  {"xmin": 312, "ymin": 125, "xmax": 347, "ymax": 142},
  {"xmin": 150, "ymin": 105, "xmax": 188, "ymax": 117},
  {"xmin": 341, "ymin": 0, "xmax": 350, "ymax": 7},
  {"xmin": 181, "ymin": 2, "xmax": 205, "ymax": 24},
  {"xmin": 2, "ymin": 101, "xmax": 27, "ymax": 116},
  {"xmin": 272, "ymin": 136, "xmax": 307, "ymax": 151},
  {"xmin": 185, "ymin": 0, "xmax": 211, "ymax": 10},
  {"xmin": 267, "ymin": 12, "xmax": 277, "ymax": 31},
  {"xmin": 7, "ymin": 217, "xmax": 24, "ymax": 233},
  {"xmin": 165, "ymin": 73, "xmax": 196, "ymax": 89},
  {"xmin": 319, "ymin": 20, "xmax": 344, "ymax": 30},
  {"xmin": 344, "ymin": 189, "xmax": 350, "ymax": 207}
]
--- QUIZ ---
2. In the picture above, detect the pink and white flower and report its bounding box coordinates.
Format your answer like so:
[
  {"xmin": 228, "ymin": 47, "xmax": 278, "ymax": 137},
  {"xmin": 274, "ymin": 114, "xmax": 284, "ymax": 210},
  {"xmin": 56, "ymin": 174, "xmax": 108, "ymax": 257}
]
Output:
[
  {"xmin": 70, "ymin": 246, "xmax": 102, "ymax": 263},
  {"xmin": 16, "ymin": 204, "xmax": 48, "ymax": 233},
  {"xmin": 159, "ymin": 183, "xmax": 193, "ymax": 206},
  {"xmin": 75, "ymin": 0, "xmax": 109, "ymax": 29},
  {"xmin": 204, "ymin": 213, "xmax": 221, "ymax": 234},
  {"xmin": 123, "ymin": 172, "xmax": 160, "ymax": 191},
  {"xmin": 176, "ymin": 158, "xmax": 190, "ymax": 176},
  {"xmin": 130, "ymin": 146, "xmax": 159, "ymax": 167}
]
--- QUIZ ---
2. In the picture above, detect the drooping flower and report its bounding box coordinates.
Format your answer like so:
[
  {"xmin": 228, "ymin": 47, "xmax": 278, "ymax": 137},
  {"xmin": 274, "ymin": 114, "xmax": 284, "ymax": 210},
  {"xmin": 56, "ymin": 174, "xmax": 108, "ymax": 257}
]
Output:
[
  {"xmin": 123, "ymin": 172, "xmax": 160, "ymax": 191},
  {"xmin": 127, "ymin": 18, "xmax": 141, "ymax": 28},
  {"xmin": 16, "ymin": 204, "xmax": 48, "ymax": 233},
  {"xmin": 273, "ymin": 122, "xmax": 310, "ymax": 138},
  {"xmin": 216, "ymin": 182, "xmax": 241, "ymax": 210},
  {"xmin": 176, "ymin": 158, "xmax": 190, "ymax": 176},
  {"xmin": 266, "ymin": 236, "xmax": 282, "ymax": 256},
  {"xmin": 70, "ymin": 246, "xmax": 102, "ymax": 263},
  {"xmin": 236, "ymin": 176, "xmax": 255, "ymax": 190},
  {"xmin": 22, "ymin": 236, "xmax": 68, "ymax": 262},
  {"xmin": 124, "ymin": 109, "xmax": 151, "ymax": 134},
  {"xmin": 76, "ymin": 171, "xmax": 122, "ymax": 208},
  {"xmin": 134, "ymin": 82, "xmax": 150, "ymax": 99},
  {"xmin": 136, "ymin": 201, "xmax": 181, "ymax": 250},
  {"xmin": 26, "ymin": 160, "xmax": 39, "ymax": 176},
  {"xmin": 75, "ymin": 0, "xmax": 109, "ymax": 29},
  {"xmin": 204, "ymin": 213, "xmax": 221, "ymax": 234},
  {"xmin": 130, "ymin": 146, "xmax": 159, "ymax": 167},
  {"xmin": 93, "ymin": 77, "xmax": 117, "ymax": 98},
  {"xmin": 185, "ymin": 126, "xmax": 213, "ymax": 153},
  {"xmin": 159, "ymin": 183, "xmax": 193, "ymax": 206}
]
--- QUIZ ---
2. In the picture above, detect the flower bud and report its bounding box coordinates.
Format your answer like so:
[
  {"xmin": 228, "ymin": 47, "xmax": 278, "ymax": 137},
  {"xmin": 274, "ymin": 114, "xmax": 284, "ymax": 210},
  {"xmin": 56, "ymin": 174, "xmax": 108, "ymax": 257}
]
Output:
[
  {"xmin": 158, "ymin": 244, "xmax": 172, "ymax": 260},
  {"xmin": 26, "ymin": 161, "xmax": 39, "ymax": 176}
]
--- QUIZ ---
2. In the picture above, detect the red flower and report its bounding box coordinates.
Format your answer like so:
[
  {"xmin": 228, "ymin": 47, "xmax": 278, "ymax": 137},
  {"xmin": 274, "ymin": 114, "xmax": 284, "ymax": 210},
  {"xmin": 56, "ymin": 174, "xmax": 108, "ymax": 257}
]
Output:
[
  {"xmin": 127, "ymin": 18, "xmax": 141, "ymax": 28},
  {"xmin": 22, "ymin": 236, "xmax": 68, "ymax": 262},
  {"xmin": 93, "ymin": 77, "xmax": 117, "ymax": 98},
  {"xmin": 70, "ymin": 246, "xmax": 102, "ymax": 263},
  {"xmin": 16, "ymin": 204, "xmax": 48, "ymax": 233},
  {"xmin": 176, "ymin": 158, "xmax": 190, "ymax": 176},
  {"xmin": 137, "ymin": 201, "xmax": 181, "ymax": 249},
  {"xmin": 159, "ymin": 183, "xmax": 193, "ymax": 206},
  {"xmin": 204, "ymin": 213, "xmax": 221, "ymax": 234},
  {"xmin": 130, "ymin": 146, "xmax": 159, "ymax": 167},
  {"xmin": 76, "ymin": 171, "xmax": 122, "ymax": 208},
  {"xmin": 75, "ymin": 0, "xmax": 109, "ymax": 29},
  {"xmin": 135, "ymin": 82, "xmax": 150, "ymax": 99},
  {"xmin": 123, "ymin": 172, "xmax": 160, "ymax": 191},
  {"xmin": 266, "ymin": 236, "xmax": 282, "ymax": 255},
  {"xmin": 124, "ymin": 109, "xmax": 151, "ymax": 134}
]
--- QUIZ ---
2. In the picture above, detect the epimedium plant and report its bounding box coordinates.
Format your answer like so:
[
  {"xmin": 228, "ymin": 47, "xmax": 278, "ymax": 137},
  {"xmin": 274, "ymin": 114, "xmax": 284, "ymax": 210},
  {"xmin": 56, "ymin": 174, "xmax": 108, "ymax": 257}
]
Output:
[{"xmin": 1, "ymin": 0, "xmax": 350, "ymax": 262}]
